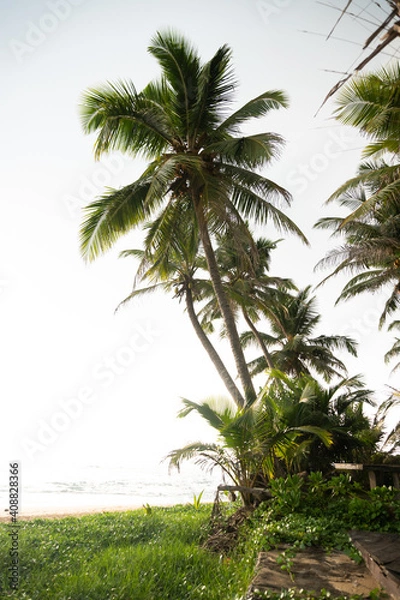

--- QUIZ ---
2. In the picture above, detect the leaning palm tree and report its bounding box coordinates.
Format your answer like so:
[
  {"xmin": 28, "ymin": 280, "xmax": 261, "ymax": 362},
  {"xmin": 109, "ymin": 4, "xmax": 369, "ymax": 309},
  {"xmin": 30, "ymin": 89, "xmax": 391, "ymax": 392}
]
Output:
[
  {"xmin": 79, "ymin": 30, "xmax": 307, "ymax": 406},
  {"xmin": 117, "ymin": 213, "xmax": 246, "ymax": 407},
  {"xmin": 243, "ymin": 287, "xmax": 357, "ymax": 381},
  {"xmin": 198, "ymin": 230, "xmax": 296, "ymax": 370}
]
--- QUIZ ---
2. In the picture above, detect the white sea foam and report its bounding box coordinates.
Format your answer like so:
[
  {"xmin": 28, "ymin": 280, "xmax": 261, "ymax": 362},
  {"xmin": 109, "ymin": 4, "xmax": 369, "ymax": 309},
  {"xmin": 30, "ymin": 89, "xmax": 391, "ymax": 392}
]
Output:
[{"xmin": 0, "ymin": 463, "xmax": 225, "ymax": 515}]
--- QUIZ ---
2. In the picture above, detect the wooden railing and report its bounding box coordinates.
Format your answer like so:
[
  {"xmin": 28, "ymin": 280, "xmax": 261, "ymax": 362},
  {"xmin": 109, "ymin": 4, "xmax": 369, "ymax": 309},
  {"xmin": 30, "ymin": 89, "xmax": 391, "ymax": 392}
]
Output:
[{"xmin": 333, "ymin": 463, "xmax": 400, "ymax": 489}]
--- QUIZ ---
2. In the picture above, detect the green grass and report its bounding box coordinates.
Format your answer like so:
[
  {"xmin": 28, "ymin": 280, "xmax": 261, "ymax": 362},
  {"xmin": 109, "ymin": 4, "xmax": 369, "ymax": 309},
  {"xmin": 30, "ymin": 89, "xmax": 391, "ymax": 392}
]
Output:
[
  {"xmin": 0, "ymin": 504, "xmax": 254, "ymax": 600},
  {"xmin": 1, "ymin": 481, "xmax": 398, "ymax": 600}
]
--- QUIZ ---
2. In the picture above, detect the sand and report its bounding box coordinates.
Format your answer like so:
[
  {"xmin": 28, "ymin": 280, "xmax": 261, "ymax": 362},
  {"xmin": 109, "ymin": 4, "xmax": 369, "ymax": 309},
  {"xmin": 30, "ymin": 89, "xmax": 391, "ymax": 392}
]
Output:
[{"xmin": 0, "ymin": 505, "xmax": 144, "ymax": 522}]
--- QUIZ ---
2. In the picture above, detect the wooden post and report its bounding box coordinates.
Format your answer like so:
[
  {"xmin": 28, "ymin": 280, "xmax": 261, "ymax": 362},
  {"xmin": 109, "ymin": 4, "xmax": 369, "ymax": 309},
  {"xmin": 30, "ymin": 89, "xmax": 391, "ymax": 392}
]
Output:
[{"xmin": 368, "ymin": 470, "xmax": 377, "ymax": 489}]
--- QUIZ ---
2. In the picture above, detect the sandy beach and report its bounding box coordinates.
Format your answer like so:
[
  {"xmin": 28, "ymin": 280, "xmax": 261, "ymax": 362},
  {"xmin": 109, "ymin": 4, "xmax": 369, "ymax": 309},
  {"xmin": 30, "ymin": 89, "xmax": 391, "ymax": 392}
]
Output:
[{"xmin": 0, "ymin": 505, "xmax": 144, "ymax": 522}]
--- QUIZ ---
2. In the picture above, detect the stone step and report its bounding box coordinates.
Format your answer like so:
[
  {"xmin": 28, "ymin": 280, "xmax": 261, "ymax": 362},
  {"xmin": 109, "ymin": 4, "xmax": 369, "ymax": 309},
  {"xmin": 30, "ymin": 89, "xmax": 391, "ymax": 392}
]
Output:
[{"xmin": 247, "ymin": 544, "xmax": 389, "ymax": 599}]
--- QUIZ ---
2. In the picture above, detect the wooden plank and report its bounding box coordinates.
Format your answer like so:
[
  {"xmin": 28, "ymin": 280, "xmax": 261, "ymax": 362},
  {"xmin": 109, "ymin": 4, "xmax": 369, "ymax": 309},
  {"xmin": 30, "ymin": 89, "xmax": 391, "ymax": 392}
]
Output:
[
  {"xmin": 363, "ymin": 464, "xmax": 400, "ymax": 473},
  {"xmin": 333, "ymin": 463, "xmax": 400, "ymax": 489},
  {"xmin": 333, "ymin": 463, "xmax": 400, "ymax": 473},
  {"xmin": 350, "ymin": 531, "xmax": 400, "ymax": 600},
  {"xmin": 333, "ymin": 463, "xmax": 364, "ymax": 470}
]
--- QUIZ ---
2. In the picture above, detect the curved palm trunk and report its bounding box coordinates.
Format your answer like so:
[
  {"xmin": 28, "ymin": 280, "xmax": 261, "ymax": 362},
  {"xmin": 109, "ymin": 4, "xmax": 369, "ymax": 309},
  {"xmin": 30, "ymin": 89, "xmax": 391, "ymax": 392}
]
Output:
[
  {"xmin": 185, "ymin": 286, "xmax": 245, "ymax": 408},
  {"xmin": 193, "ymin": 200, "xmax": 256, "ymax": 405},
  {"xmin": 242, "ymin": 310, "xmax": 275, "ymax": 370}
]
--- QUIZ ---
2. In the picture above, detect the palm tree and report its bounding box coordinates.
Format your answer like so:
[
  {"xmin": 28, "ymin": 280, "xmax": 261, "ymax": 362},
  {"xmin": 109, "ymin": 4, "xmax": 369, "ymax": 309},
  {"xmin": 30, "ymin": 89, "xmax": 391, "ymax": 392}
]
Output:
[
  {"xmin": 117, "ymin": 213, "xmax": 246, "ymax": 407},
  {"xmin": 79, "ymin": 30, "xmax": 307, "ymax": 405},
  {"xmin": 384, "ymin": 321, "xmax": 400, "ymax": 372},
  {"xmin": 167, "ymin": 383, "xmax": 331, "ymax": 505},
  {"xmin": 372, "ymin": 388, "xmax": 400, "ymax": 456},
  {"xmin": 315, "ymin": 65, "xmax": 400, "ymax": 327},
  {"xmin": 324, "ymin": 64, "xmax": 400, "ymax": 224},
  {"xmin": 167, "ymin": 395, "xmax": 271, "ymax": 506},
  {"xmin": 242, "ymin": 287, "xmax": 357, "ymax": 381},
  {"xmin": 275, "ymin": 373, "xmax": 379, "ymax": 472},
  {"xmin": 316, "ymin": 186, "xmax": 400, "ymax": 326},
  {"xmin": 334, "ymin": 63, "xmax": 400, "ymax": 161},
  {"xmin": 198, "ymin": 230, "xmax": 296, "ymax": 370}
]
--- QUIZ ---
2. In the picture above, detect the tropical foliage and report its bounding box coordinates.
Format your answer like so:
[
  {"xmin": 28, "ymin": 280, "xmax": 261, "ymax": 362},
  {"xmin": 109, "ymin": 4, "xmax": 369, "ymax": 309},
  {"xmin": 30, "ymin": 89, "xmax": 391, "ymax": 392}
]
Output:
[
  {"xmin": 79, "ymin": 30, "xmax": 307, "ymax": 406},
  {"xmin": 315, "ymin": 64, "xmax": 400, "ymax": 368},
  {"xmin": 242, "ymin": 287, "xmax": 358, "ymax": 381},
  {"xmin": 79, "ymin": 33, "xmax": 400, "ymax": 506},
  {"xmin": 166, "ymin": 379, "xmax": 332, "ymax": 506},
  {"xmin": 166, "ymin": 371, "xmax": 382, "ymax": 505}
]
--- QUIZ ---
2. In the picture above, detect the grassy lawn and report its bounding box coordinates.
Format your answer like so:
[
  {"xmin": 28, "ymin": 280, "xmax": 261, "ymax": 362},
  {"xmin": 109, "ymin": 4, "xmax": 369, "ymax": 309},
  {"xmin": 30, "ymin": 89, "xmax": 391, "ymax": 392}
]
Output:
[{"xmin": 0, "ymin": 504, "xmax": 254, "ymax": 600}]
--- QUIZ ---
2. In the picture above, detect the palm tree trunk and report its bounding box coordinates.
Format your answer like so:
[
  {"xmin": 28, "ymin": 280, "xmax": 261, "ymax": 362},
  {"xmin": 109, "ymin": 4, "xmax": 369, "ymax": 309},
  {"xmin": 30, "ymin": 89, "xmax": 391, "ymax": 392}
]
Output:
[
  {"xmin": 193, "ymin": 201, "xmax": 256, "ymax": 405},
  {"xmin": 185, "ymin": 286, "xmax": 245, "ymax": 408},
  {"xmin": 242, "ymin": 310, "xmax": 275, "ymax": 370}
]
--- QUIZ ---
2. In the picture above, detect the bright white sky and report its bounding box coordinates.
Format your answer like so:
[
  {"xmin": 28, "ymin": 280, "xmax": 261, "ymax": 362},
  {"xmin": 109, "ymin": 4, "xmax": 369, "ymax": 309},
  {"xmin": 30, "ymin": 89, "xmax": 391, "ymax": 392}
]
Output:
[{"xmin": 1, "ymin": 0, "xmax": 400, "ymax": 486}]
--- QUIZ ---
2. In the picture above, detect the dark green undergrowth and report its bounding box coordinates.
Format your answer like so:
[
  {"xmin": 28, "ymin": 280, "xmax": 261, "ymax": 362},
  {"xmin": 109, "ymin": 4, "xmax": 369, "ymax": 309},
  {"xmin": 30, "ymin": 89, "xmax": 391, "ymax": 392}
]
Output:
[{"xmin": 239, "ymin": 475, "xmax": 400, "ymax": 600}]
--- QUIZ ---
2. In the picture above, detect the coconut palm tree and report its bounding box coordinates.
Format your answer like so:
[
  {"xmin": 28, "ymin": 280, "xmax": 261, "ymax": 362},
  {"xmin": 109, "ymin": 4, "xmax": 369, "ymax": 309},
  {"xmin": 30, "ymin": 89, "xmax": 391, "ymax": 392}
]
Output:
[
  {"xmin": 372, "ymin": 388, "xmax": 400, "ymax": 456},
  {"xmin": 315, "ymin": 65, "xmax": 400, "ymax": 328},
  {"xmin": 198, "ymin": 230, "xmax": 296, "ymax": 370},
  {"xmin": 242, "ymin": 287, "xmax": 357, "ymax": 381},
  {"xmin": 79, "ymin": 30, "xmax": 307, "ymax": 406},
  {"xmin": 316, "ymin": 186, "xmax": 400, "ymax": 326},
  {"xmin": 384, "ymin": 321, "xmax": 400, "ymax": 372},
  {"xmin": 325, "ymin": 64, "xmax": 400, "ymax": 223},
  {"xmin": 117, "ymin": 213, "xmax": 246, "ymax": 407},
  {"xmin": 334, "ymin": 63, "xmax": 400, "ymax": 159}
]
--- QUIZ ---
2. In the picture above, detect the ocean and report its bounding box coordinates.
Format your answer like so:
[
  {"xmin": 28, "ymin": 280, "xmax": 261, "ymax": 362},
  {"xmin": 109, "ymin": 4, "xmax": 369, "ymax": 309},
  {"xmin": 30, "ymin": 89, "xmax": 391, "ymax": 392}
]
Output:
[{"xmin": 0, "ymin": 463, "xmax": 225, "ymax": 516}]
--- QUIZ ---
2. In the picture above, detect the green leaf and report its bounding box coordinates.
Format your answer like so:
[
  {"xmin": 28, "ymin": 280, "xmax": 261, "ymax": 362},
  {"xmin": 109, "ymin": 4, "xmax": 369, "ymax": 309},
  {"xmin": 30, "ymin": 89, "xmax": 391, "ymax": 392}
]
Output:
[{"xmin": 219, "ymin": 89, "xmax": 289, "ymax": 133}]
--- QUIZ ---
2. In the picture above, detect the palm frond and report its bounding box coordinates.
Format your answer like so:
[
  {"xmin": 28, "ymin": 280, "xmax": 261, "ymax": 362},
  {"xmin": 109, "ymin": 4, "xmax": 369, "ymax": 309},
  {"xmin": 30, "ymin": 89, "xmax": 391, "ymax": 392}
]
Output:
[
  {"xmin": 205, "ymin": 133, "xmax": 285, "ymax": 168},
  {"xmin": 148, "ymin": 30, "xmax": 200, "ymax": 139},
  {"xmin": 191, "ymin": 44, "xmax": 235, "ymax": 140},
  {"xmin": 218, "ymin": 90, "xmax": 289, "ymax": 133},
  {"xmin": 115, "ymin": 282, "xmax": 169, "ymax": 312},
  {"xmin": 177, "ymin": 397, "xmax": 236, "ymax": 430},
  {"xmin": 80, "ymin": 79, "xmax": 173, "ymax": 160},
  {"xmin": 79, "ymin": 177, "xmax": 151, "ymax": 262},
  {"xmin": 230, "ymin": 185, "xmax": 308, "ymax": 243},
  {"xmin": 166, "ymin": 442, "xmax": 223, "ymax": 472}
]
